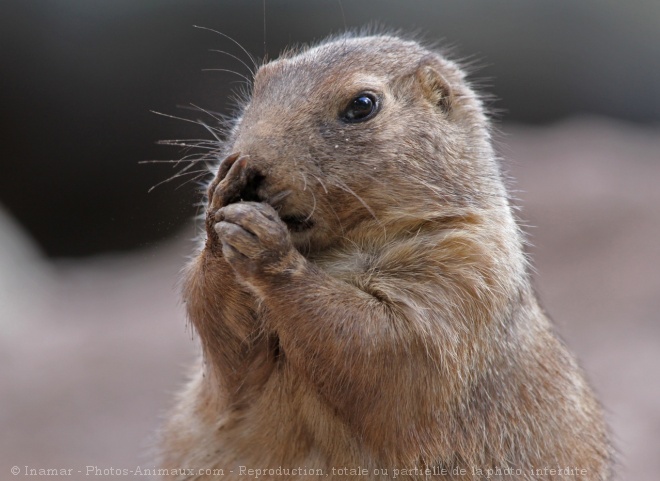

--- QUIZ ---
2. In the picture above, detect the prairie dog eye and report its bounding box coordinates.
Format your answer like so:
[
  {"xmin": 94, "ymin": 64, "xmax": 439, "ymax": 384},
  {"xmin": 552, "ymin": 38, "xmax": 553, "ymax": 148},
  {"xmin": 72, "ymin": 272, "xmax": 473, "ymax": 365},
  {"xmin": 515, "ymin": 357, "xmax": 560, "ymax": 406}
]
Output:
[{"xmin": 341, "ymin": 93, "xmax": 380, "ymax": 123}]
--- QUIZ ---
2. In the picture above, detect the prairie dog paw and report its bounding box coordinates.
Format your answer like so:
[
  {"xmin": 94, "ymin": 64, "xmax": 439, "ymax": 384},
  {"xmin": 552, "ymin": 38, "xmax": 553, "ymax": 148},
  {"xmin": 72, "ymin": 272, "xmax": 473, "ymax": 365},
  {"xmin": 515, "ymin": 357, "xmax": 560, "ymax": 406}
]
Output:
[
  {"xmin": 204, "ymin": 153, "xmax": 254, "ymax": 252},
  {"xmin": 215, "ymin": 202, "xmax": 298, "ymax": 280}
]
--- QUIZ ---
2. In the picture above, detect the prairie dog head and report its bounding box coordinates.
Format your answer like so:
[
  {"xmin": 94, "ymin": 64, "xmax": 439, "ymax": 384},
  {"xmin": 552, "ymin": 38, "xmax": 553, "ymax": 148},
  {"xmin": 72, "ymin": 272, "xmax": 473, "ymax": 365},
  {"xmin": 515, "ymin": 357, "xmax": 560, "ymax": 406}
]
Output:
[{"xmin": 218, "ymin": 35, "xmax": 506, "ymax": 253}]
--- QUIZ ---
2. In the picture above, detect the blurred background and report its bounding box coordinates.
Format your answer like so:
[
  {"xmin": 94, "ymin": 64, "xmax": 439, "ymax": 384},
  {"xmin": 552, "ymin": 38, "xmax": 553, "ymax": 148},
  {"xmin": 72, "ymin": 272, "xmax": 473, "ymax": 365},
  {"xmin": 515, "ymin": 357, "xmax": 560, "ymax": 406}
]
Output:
[{"xmin": 1, "ymin": 1, "xmax": 658, "ymax": 479}]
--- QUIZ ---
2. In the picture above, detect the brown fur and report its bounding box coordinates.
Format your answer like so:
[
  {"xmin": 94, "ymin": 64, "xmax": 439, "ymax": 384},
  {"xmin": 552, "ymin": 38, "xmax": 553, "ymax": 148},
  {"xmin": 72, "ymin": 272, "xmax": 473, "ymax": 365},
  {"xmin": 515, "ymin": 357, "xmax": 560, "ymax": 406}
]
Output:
[{"xmin": 158, "ymin": 34, "xmax": 611, "ymax": 480}]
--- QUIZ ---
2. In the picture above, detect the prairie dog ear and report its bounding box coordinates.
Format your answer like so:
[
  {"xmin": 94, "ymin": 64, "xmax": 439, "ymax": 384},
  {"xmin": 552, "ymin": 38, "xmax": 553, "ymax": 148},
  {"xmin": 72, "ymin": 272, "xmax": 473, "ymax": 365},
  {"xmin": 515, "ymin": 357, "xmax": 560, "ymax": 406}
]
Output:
[{"xmin": 415, "ymin": 58, "xmax": 454, "ymax": 111}]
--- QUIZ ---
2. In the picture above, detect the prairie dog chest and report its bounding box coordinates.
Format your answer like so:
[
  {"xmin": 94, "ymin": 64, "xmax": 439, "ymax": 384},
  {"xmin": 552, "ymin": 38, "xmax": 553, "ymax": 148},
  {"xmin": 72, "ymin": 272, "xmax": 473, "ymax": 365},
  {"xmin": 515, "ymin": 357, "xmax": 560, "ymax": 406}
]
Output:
[{"xmin": 310, "ymin": 247, "xmax": 374, "ymax": 284}]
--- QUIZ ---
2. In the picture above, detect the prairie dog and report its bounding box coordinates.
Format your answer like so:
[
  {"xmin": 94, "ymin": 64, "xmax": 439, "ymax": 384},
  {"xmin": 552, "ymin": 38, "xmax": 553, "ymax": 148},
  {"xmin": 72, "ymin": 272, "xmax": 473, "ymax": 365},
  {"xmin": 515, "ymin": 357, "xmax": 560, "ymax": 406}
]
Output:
[{"xmin": 159, "ymin": 34, "xmax": 611, "ymax": 480}]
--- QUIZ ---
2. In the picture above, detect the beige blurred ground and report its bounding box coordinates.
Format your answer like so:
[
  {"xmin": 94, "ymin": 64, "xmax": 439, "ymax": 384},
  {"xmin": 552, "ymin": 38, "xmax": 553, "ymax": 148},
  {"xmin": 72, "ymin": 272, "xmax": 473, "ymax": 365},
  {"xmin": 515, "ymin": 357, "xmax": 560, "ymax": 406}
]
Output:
[{"xmin": 1, "ymin": 118, "xmax": 658, "ymax": 480}]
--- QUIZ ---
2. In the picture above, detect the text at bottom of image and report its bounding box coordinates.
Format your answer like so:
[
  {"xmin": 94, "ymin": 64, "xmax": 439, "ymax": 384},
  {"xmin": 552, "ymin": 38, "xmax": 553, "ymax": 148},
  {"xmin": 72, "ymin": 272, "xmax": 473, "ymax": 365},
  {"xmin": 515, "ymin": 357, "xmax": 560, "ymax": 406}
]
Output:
[{"xmin": 13, "ymin": 465, "xmax": 591, "ymax": 478}]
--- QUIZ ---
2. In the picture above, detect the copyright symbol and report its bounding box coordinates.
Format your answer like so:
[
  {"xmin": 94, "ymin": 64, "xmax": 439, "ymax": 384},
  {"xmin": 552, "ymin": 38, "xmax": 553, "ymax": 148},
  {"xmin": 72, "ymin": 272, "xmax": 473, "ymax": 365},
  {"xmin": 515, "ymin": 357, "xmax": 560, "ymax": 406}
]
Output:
[{"xmin": 11, "ymin": 466, "xmax": 20, "ymax": 475}]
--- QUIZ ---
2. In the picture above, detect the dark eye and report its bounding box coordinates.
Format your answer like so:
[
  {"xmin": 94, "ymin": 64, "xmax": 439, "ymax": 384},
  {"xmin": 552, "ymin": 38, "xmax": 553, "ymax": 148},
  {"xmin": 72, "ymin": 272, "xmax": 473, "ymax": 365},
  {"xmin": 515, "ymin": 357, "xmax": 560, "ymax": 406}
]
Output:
[{"xmin": 341, "ymin": 93, "xmax": 379, "ymax": 123}]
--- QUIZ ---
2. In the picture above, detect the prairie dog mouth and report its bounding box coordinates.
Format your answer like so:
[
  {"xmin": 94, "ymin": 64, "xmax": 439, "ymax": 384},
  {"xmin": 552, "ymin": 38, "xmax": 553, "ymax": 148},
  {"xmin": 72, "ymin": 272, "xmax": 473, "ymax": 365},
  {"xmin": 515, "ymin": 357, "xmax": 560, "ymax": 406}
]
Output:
[
  {"xmin": 233, "ymin": 172, "xmax": 265, "ymax": 204},
  {"xmin": 235, "ymin": 172, "xmax": 314, "ymax": 233},
  {"xmin": 280, "ymin": 214, "xmax": 315, "ymax": 233}
]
